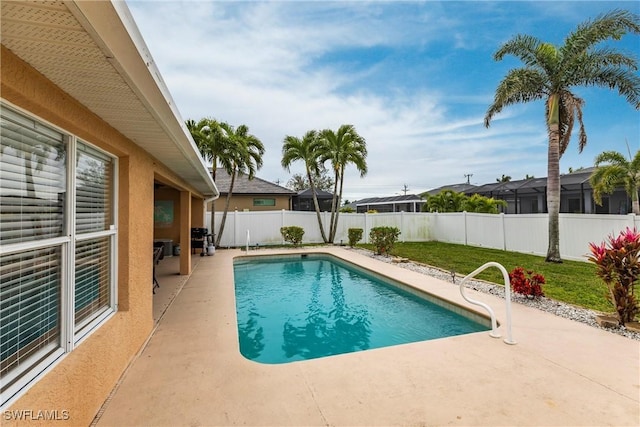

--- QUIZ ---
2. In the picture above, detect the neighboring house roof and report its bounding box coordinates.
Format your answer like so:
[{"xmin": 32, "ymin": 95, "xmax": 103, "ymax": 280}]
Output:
[
  {"xmin": 424, "ymin": 183, "xmax": 478, "ymax": 196},
  {"xmin": 431, "ymin": 168, "xmax": 598, "ymax": 197},
  {"xmin": 295, "ymin": 188, "xmax": 334, "ymax": 198},
  {"xmin": 213, "ymin": 169, "xmax": 296, "ymax": 195},
  {"xmin": 0, "ymin": 1, "xmax": 218, "ymax": 197},
  {"xmin": 355, "ymin": 194, "xmax": 424, "ymax": 206}
]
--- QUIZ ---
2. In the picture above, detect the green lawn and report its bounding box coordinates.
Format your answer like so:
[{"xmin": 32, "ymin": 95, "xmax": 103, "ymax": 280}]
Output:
[{"xmin": 359, "ymin": 241, "xmax": 612, "ymax": 313}]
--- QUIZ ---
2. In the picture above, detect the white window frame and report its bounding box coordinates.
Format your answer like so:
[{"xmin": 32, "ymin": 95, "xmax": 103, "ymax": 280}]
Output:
[{"xmin": 0, "ymin": 102, "xmax": 118, "ymax": 409}]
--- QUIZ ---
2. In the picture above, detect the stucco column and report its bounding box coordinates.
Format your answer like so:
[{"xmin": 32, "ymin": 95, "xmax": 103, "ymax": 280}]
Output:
[{"xmin": 180, "ymin": 190, "xmax": 192, "ymax": 275}]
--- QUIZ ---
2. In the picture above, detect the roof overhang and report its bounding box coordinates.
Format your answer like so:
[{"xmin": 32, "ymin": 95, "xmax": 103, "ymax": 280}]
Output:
[{"xmin": 1, "ymin": 0, "xmax": 218, "ymax": 197}]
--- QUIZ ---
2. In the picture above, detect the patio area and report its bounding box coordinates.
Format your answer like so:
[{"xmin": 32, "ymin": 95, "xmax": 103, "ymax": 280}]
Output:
[{"xmin": 95, "ymin": 247, "xmax": 639, "ymax": 426}]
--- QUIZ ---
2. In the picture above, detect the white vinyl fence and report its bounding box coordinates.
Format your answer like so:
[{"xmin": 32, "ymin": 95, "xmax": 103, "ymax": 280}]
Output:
[{"xmin": 206, "ymin": 210, "xmax": 640, "ymax": 261}]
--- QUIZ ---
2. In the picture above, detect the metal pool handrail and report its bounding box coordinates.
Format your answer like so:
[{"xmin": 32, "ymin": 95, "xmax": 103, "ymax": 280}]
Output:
[
  {"xmin": 459, "ymin": 262, "xmax": 516, "ymax": 345},
  {"xmin": 245, "ymin": 229, "xmax": 250, "ymax": 252}
]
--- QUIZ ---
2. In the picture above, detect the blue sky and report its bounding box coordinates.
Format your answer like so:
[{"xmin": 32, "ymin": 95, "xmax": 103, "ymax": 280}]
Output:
[{"xmin": 127, "ymin": 0, "xmax": 640, "ymax": 201}]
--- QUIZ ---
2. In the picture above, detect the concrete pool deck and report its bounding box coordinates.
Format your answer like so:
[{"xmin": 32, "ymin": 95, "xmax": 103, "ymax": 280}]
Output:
[{"xmin": 96, "ymin": 247, "xmax": 640, "ymax": 426}]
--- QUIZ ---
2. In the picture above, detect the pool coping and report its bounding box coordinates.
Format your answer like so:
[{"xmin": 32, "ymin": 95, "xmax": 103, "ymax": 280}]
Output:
[{"xmin": 96, "ymin": 246, "xmax": 640, "ymax": 426}]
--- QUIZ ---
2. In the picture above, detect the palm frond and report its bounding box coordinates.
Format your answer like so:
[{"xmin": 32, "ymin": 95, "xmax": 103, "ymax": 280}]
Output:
[
  {"xmin": 561, "ymin": 9, "xmax": 640, "ymax": 62},
  {"xmin": 494, "ymin": 34, "xmax": 543, "ymax": 66},
  {"xmin": 484, "ymin": 68, "xmax": 547, "ymax": 127}
]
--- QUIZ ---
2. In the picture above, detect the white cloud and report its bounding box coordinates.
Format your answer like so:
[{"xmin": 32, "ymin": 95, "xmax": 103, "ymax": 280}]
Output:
[{"xmin": 128, "ymin": 0, "xmax": 639, "ymax": 201}]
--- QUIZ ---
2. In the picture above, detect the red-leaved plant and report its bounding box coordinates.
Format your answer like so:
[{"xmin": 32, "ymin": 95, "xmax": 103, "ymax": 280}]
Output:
[
  {"xmin": 588, "ymin": 227, "xmax": 640, "ymax": 326},
  {"xmin": 508, "ymin": 267, "xmax": 545, "ymax": 298}
]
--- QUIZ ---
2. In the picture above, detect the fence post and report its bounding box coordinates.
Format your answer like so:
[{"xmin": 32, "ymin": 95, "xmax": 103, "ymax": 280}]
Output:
[
  {"xmin": 364, "ymin": 212, "xmax": 369, "ymax": 244},
  {"xmin": 463, "ymin": 211, "xmax": 468, "ymax": 246},
  {"xmin": 401, "ymin": 211, "xmax": 405, "ymax": 242},
  {"xmin": 501, "ymin": 212, "xmax": 506, "ymax": 251}
]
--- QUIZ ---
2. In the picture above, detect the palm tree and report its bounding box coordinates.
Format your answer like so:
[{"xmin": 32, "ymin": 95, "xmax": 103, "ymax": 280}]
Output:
[
  {"xmin": 590, "ymin": 149, "xmax": 640, "ymax": 214},
  {"xmin": 282, "ymin": 130, "xmax": 329, "ymax": 243},
  {"xmin": 496, "ymin": 174, "xmax": 512, "ymax": 183},
  {"xmin": 215, "ymin": 122, "xmax": 265, "ymax": 247},
  {"xmin": 484, "ymin": 10, "xmax": 640, "ymax": 262},
  {"xmin": 319, "ymin": 125, "xmax": 368, "ymax": 243},
  {"xmin": 464, "ymin": 194, "xmax": 507, "ymax": 214},
  {"xmin": 422, "ymin": 190, "xmax": 468, "ymax": 213},
  {"xmin": 187, "ymin": 118, "xmax": 231, "ymax": 237}
]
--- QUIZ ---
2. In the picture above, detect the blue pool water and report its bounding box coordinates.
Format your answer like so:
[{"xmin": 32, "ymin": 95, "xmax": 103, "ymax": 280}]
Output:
[{"xmin": 233, "ymin": 254, "xmax": 489, "ymax": 364}]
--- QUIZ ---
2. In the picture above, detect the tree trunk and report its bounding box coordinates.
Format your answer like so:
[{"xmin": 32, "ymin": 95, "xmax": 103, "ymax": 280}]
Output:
[
  {"xmin": 215, "ymin": 170, "xmax": 236, "ymax": 247},
  {"xmin": 327, "ymin": 167, "xmax": 340, "ymax": 243},
  {"xmin": 210, "ymin": 168, "xmax": 217, "ymax": 244},
  {"xmin": 331, "ymin": 166, "xmax": 346, "ymax": 243},
  {"xmin": 632, "ymin": 185, "xmax": 640, "ymax": 215},
  {"xmin": 546, "ymin": 101, "xmax": 562, "ymax": 263},
  {"xmin": 307, "ymin": 167, "xmax": 328, "ymax": 243}
]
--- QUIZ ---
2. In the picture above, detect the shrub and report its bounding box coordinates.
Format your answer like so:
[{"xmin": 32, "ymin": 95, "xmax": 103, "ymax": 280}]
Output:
[
  {"xmin": 340, "ymin": 206, "xmax": 355, "ymax": 213},
  {"xmin": 369, "ymin": 226, "xmax": 400, "ymax": 255},
  {"xmin": 509, "ymin": 267, "xmax": 545, "ymax": 298},
  {"xmin": 280, "ymin": 226, "xmax": 304, "ymax": 247},
  {"xmin": 348, "ymin": 228, "xmax": 363, "ymax": 247},
  {"xmin": 367, "ymin": 209, "xmax": 378, "ymax": 214},
  {"xmin": 588, "ymin": 227, "xmax": 640, "ymax": 325}
]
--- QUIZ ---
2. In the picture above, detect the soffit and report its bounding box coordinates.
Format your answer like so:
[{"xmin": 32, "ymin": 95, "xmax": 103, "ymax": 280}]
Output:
[{"xmin": 0, "ymin": 0, "xmax": 217, "ymax": 196}]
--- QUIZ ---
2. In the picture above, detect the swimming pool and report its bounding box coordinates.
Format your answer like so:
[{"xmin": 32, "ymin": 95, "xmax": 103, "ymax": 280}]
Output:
[{"xmin": 233, "ymin": 253, "xmax": 490, "ymax": 363}]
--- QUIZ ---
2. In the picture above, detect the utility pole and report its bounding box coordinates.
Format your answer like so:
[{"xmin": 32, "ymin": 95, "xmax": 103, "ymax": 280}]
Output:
[
  {"xmin": 401, "ymin": 184, "xmax": 409, "ymax": 195},
  {"xmin": 464, "ymin": 173, "xmax": 473, "ymax": 184}
]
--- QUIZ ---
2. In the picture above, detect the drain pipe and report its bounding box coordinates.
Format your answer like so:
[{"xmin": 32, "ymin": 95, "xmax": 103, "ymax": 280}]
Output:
[{"xmin": 460, "ymin": 261, "xmax": 516, "ymax": 345}]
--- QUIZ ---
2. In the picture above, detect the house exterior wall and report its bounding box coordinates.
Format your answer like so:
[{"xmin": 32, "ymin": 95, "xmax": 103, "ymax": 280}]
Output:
[
  {"xmin": 1, "ymin": 46, "xmax": 203, "ymax": 426},
  {"xmin": 154, "ymin": 186, "xmax": 182, "ymax": 244},
  {"xmin": 210, "ymin": 194, "xmax": 291, "ymax": 212}
]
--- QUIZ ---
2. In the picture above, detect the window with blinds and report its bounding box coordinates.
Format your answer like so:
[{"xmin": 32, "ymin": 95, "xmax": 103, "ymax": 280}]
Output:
[
  {"xmin": 75, "ymin": 237, "xmax": 111, "ymax": 330},
  {"xmin": 0, "ymin": 104, "xmax": 117, "ymax": 407},
  {"xmin": 0, "ymin": 109, "xmax": 66, "ymax": 244},
  {"xmin": 76, "ymin": 142, "xmax": 113, "ymax": 234},
  {"xmin": 0, "ymin": 247, "xmax": 62, "ymax": 381}
]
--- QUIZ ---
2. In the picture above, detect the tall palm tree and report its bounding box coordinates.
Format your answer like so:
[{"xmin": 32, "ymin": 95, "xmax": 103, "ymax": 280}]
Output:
[
  {"xmin": 281, "ymin": 130, "xmax": 328, "ymax": 243},
  {"xmin": 590, "ymin": 148, "xmax": 640, "ymax": 214},
  {"xmin": 319, "ymin": 125, "xmax": 368, "ymax": 243},
  {"xmin": 215, "ymin": 122, "xmax": 265, "ymax": 247},
  {"xmin": 484, "ymin": 9, "xmax": 640, "ymax": 262},
  {"xmin": 187, "ymin": 118, "xmax": 232, "ymax": 237}
]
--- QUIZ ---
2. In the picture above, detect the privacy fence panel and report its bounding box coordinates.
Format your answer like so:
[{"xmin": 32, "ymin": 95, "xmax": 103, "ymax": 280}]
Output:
[
  {"xmin": 397, "ymin": 212, "xmax": 431, "ymax": 242},
  {"xmin": 559, "ymin": 214, "xmax": 637, "ymax": 261},
  {"xmin": 465, "ymin": 213, "xmax": 505, "ymax": 250},
  {"xmin": 503, "ymin": 214, "xmax": 548, "ymax": 257},
  {"xmin": 206, "ymin": 210, "xmax": 640, "ymax": 261},
  {"xmin": 335, "ymin": 213, "xmax": 367, "ymax": 244},
  {"xmin": 430, "ymin": 213, "xmax": 466, "ymax": 245}
]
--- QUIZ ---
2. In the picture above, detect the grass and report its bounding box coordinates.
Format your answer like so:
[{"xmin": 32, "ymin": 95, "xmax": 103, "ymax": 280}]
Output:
[{"xmin": 359, "ymin": 241, "xmax": 612, "ymax": 313}]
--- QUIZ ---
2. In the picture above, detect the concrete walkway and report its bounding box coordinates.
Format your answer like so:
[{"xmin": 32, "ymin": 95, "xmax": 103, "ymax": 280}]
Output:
[{"xmin": 96, "ymin": 247, "xmax": 639, "ymax": 426}]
